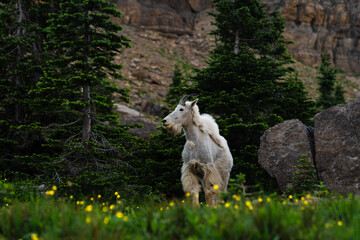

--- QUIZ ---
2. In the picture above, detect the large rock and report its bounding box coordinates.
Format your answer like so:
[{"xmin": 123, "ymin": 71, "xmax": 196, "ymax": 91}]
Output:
[
  {"xmin": 258, "ymin": 119, "xmax": 316, "ymax": 192},
  {"xmin": 314, "ymin": 98, "xmax": 360, "ymax": 195},
  {"xmin": 114, "ymin": 104, "xmax": 144, "ymax": 118},
  {"xmin": 113, "ymin": 104, "xmax": 160, "ymax": 139},
  {"xmin": 259, "ymin": 98, "xmax": 360, "ymax": 194}
]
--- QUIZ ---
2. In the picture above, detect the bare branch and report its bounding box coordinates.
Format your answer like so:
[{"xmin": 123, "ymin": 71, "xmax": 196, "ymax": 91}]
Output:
[{"xmin": 44, "ymin": 119, "xmax": 81, "ymax": 129}]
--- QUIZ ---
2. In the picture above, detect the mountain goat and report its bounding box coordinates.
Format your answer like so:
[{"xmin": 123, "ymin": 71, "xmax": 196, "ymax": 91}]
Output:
[{"xmin": 163, "ymin": 94, "xmax": 233, "ymax": 206}]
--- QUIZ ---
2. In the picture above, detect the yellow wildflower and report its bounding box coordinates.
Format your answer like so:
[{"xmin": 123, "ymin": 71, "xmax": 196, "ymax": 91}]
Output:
[
  {"xmin": 225, "ymin": 202, "xmax": 231, "ymax": 208},
  {"xmin": 245, "ymin": 201, "xmax": 253, "ymax": 210},
  {"xmin": 213, "ymin": 185, "xmax": 219, "ymax": 190},
  {"xmin": 306, "ymin": 194, "xmax": 311, "ymax": 199},
  {"xmin": 258, "ymin": 197, "xmax": 263, "ymax": 203},
  {"xmin": 303, "ymin": 200, "xmax": 309, "ymax": 205},
  {"xmin": 109, "ymin": 204, "xmax": 115, "ymax": 210},
  {"xmin": 116, "ymin": 212, "xmax": 123, "ymax": 218},
  {"xmin": 70, "ymin": 195, "xmax": 73, "ymax": 199},
  {"xmin": 85, "ymin": 205, "xmax": 93, "ymax": 212},
  {"xmin": 45, "ymin": 190, "xmax": 55, "ymax": 196},
  {"xmin": 160, "ymin": 207, "xmax": 163, "ymax": 211},
  {"xmin": 102, "ymin": 206, "xmax": 108, "ymax": 212},
  {"xmin": 97, "ymin": 194, "xmax": 101, "ymax": 198},
  {"xmin": 104, "ymin": 217, "xmax": 110, "ymax": 225},
  {"xmin": 301, "ymin": 197, "xmax": 305, "ymax": 201},
  {"xmin": 288, "ymin": 195, "xmax": 293, "ymax": 200},
  {"xmin": 123, "ymin": 216, "xmax": 128, "ymax": 222},
  {"xmin": 232, "ymin": 194, "xmax": 241, "ymax": 201},
  {"xmin": 185, "ymin": 192, "xmax": 191, "ymax": 197},
  {"xmin": 52, "ymin": 185, "xmax": 57, "ymax": 191},
  {"xmin": 31, "ymin": 233, "xmax": 40, "ymax": 240},
  {"xmin": 90, "ymin": 197, "xmax": 94, "ymax": 201},
  {"xmin": 266, "ymin": 197, "xmax": 271, "ymax": 202},
  {"xmin": 115, "ymin": 192, "xmax": 119, "ymax": 196},
  {"xmin": 234, "ymin": 204, "xmax": 239, "ymax": 210},
  {"xmin": 85, "ymin": 217, "xmax": 91, "ymax": 224},
  {"xmin": 338, "ymin": 221, "xmax": 343, "ymax": 226},
  {"xmin": 169, "ymin": 201, "xmax": 175, "ymax": 207},
  {"xmin": 117, "ymin": 195, "xmax": 121, "ymax": 199}
]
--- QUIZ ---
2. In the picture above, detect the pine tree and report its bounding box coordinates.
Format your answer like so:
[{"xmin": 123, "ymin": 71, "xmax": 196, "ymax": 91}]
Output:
[
  {"xmin": 27, "ymin": 0, "xmax": 135, "ymax": 187},
  {"xmin": 288, "ymin": 154, "xmax": 319, "ymax": 195},
  {"xmin": 316, "ymin": 51, "xmax": 346, "ymax": 109},
  {"xmin": 166, "ymin": 61, "xmax": 196, "ymax": 106},
  {"xmin": 185, "ymin": 0, "xmax": 316, "ymax": 189},
  {"xmin": 0, "ymin": 0, "xmax": 49, "ymax": 176},
  {"xmin": 0, "ymin": 1, "xmax": 144, "ymax": 196}
]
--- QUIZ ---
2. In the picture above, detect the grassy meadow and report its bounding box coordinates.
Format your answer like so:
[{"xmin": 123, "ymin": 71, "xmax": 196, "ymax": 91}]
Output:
[{"xmin": 1, "ymin": 182, "xmax": 360, "ymax": 240}]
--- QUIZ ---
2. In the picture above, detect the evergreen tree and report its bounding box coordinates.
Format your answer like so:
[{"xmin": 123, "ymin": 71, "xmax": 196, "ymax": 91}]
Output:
[
  {"xmin": 28, "ymin": 0, "xmax": 136, "ymax": 189},
  {"xmin": 288, "ymin": 154, "xmax": 319, "ymax": 195},
  {"xmin": 185, "ymin": 0, "xmax": 316, "ymax": 189},
  {"xmin": 166, "ymin": 61, "xmax": 196, "ymax": 106},
  {"xmin": 0, "ymin": 1, "xmax": 144, "ymax": 196},
  {"xmin": 0, "ymin": 0, "xmax": 49, "ymax": 176},
  {"xmin": 316, "ymin": 51, "xmax": 346, "ymax": 109}
]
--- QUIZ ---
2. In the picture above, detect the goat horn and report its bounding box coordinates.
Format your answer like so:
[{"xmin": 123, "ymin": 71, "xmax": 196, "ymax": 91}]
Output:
[{"xmin": 179, "ymin": 93, "xmax": 198, "ymax": 106}]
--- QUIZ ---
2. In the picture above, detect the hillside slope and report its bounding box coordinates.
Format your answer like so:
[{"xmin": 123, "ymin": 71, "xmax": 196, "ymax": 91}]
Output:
[{"xmin": 112, "ymin": 11, "xmax": 360, "ymax": 116}]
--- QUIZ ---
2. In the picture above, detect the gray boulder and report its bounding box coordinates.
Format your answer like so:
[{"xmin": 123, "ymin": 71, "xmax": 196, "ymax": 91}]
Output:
[
  {"xmin": 258, "ymin": 119, "xmax": 316, "ymax": 192},
  {"xmin": 314, "ymin": 98, "xmax": 360, "ymax": 195}
]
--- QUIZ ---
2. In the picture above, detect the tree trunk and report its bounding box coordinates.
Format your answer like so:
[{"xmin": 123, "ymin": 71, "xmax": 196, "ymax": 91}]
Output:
[
  {"xmin": 82, "ymin": 84, "xmax": 91, "ymax": 144},
  {"xmin": 15, "ymin": 0, "xmax": 25, "ymax": 123},
  {"xmin": 82, "ymin": 8, "xmax": 91, "ymax": 147},
  {"xmin": 229, "ymin": 0, "xmax": 239, "ymax": 55},
  {"xmin": 234, "ymin": 29, "xmax": 239, "ymax": 54}
]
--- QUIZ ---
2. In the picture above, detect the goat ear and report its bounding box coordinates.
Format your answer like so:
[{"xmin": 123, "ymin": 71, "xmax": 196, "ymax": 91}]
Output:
[{"xmin": 190, "ymin": 99, "xmax": 198, "ymax": 108}]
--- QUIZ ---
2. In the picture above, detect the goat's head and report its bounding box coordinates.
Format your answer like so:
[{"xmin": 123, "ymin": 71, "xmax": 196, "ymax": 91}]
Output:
[{"xmin": 163, "ymin": 94, "xmax": 198, "ymax": 136}]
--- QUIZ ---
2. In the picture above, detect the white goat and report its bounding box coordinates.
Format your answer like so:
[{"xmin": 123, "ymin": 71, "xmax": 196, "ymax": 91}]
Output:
[{"xmin": 163, "ymin": 94, "xmax": 233, "ymax": 206}]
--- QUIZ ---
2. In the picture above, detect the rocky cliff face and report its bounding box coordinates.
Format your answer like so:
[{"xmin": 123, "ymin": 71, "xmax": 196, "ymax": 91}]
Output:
[
  {"xmin": 266, "ymin": 0, "xmax": 360, "ymax": 74},
  {"xmin": 112, "ymin": 0, "xmax": 212, "ymax": 35},
  {"xmin": 114, "ymin": 0, "xmax": 360, "ymax": 74}
]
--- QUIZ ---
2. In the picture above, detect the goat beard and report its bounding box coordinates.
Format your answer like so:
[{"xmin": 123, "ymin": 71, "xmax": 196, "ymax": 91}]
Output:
[{"xmin": 164, "ymin": 123, "xmax": 182, "ymax": 136}]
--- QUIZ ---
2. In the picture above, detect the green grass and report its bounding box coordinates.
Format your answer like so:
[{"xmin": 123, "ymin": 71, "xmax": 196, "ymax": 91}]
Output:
[{"xmin": 1, "ymin": 189, "xmax": 360, "ymax": 240}]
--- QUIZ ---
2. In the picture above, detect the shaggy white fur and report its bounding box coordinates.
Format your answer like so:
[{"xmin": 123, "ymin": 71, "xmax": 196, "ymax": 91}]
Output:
[{"xmin": 163, "ymin": 97, "xmax": 233, "ymax": 206}]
